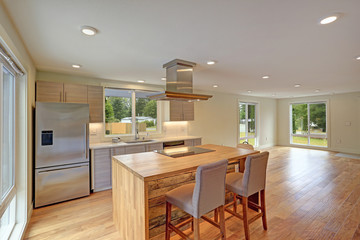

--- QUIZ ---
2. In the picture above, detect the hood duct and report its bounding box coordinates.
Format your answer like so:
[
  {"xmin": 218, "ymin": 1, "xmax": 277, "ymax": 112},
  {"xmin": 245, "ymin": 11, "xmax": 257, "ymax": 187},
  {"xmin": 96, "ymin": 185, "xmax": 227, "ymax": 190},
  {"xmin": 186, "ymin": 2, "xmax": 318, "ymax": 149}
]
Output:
[{"xmin": 149, "ymin": 59, "xmax": 212, "ymax": 101}]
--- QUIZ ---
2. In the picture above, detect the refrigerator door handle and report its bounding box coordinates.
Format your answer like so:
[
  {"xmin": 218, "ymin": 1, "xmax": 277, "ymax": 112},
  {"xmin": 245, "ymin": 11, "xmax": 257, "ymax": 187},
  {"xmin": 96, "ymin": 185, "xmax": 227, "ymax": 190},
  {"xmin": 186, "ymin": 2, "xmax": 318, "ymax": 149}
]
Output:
[
  {"xmin": 85, "ymin": 124, "xmax": 89, "ymax": 160},
  {"xmin": 38, "ymin": 164, "xmax": 89, "ymax": 173}
]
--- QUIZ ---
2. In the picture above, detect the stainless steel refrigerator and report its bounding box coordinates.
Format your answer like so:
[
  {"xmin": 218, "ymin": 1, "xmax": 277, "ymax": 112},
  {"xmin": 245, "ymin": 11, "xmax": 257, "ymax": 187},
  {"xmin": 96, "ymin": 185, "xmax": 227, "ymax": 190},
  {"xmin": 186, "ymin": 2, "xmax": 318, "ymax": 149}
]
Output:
[{"xmin": 35, "ymin": 102, "xmax": 90, "ymax": 208}]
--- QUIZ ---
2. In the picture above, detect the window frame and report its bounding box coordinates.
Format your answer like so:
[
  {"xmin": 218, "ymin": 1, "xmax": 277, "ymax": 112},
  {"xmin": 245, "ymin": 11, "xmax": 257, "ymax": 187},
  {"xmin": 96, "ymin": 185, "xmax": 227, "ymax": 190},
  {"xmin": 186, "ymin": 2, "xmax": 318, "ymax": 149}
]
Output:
[
  {"xmin": 237, "ymin": 101, "xmax": 258, "ymax": 146},
  {"xmin": 289, "ymin": 100, "xmax": 329, "ymax": 148},
  {"xmin": 0, "ymin": 62, "xmax": 17, "ymax": 239},
  {"xmin": 104, "ymin": 88, "xmax": 161, "ymax": 137}
]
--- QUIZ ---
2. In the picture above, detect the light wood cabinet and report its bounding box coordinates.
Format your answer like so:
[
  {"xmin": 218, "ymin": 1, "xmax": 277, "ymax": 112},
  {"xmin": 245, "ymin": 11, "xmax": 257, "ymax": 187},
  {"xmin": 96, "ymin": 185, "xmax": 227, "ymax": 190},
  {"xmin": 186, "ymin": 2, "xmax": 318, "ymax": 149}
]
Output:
[
  {"xmin": 125, "ymin": 145, "xmax": 146, "ymax": 154},
  {"xmin": 36, "ymin": 81, "xmax": 63, "ymax": 102},
  {"xmin": 169, "ymin": 101, "xmax": 194, "ymax": 121},
  {"xmin": 63, "ymin": 83, "xmax": 88, "ymax": 103},
  {"xmin": 36, "ymin": 81, "xmax": 104, "ymax": 123},
  {"xmin": 112, "ymin": 146, "xmax": 125, "ymax": 156},
  {"xmin": 87, "ymin": 86, "xmax": 103, "ymax": 123},
  {"xmin": 146, "ymin": 143, "xmax": 163, "ymax": 152},
  {"xmin": 93, "ymin": 148, "xmax": 111, "ymax": 192}
]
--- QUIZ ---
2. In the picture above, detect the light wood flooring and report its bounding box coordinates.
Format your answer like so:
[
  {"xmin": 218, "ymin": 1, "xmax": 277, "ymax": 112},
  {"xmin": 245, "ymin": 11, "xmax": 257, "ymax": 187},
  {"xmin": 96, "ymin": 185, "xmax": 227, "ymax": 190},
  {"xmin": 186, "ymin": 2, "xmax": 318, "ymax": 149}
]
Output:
[{"xmin": 24, "ymin": 146, "xmax": 360, "ymax": 240}]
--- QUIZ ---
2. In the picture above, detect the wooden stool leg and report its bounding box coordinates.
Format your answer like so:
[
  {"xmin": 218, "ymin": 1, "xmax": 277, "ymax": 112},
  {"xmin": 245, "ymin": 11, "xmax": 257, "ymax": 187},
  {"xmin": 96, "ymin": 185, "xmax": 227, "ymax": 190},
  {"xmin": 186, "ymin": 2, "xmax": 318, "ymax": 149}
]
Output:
[
  {"xmin": 242, "ymin": 197, "xmax": 250, "ymax": 240},
  {"xmin": 214, "ymin": 208, "xmax": 219, "ymax": 223},
  {"xmin": 233, "ymin": 193, "xmax": 237, "ymax": 213},
  {"xmin": 219, "ymin": 206, "xmax": 226, "ymax": 240},
  {"xmin": 165, "ymin": 202, "xmax": 172, "ymax": 240},
  {"xmin": 193, "ymin": 217, "xmax": 200, "ymax": 240},
  {"xmin": 260, "ymin": 190, "xmax": 268, "ymax": 230},
  {"xmin": 191, "ymin": 217, "xmax": 194, "ymax": 231}
]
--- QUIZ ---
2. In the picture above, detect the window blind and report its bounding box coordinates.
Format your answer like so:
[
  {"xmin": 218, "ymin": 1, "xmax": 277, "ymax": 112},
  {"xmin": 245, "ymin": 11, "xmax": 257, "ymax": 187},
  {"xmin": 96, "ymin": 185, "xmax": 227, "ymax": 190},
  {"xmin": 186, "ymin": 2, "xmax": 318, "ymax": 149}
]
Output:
[{"xmin": 0, "ymin": 45, "xmax": 24, "ymax": 76}]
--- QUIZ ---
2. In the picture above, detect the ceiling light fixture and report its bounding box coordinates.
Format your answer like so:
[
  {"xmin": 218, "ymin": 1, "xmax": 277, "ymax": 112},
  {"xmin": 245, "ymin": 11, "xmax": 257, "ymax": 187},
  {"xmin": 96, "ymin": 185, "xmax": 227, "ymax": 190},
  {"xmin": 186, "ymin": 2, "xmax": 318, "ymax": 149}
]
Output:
[
  {"xmin": 161, "ymin": 77, "xmax": 166, "ymax": 81},
  {"xmin": 320, "ymin": 14, "xmax": 339, "ymax": 25},
  {"xmin": 207, "ymin": 60, "xmax": 216, "ymax": 65},
  {"xmin": 356, "ymin": 56, "xmax": 360, "ymax": 60},
  {"xmin": 72, "ymin": 64, "xmax": 81, "ymax": 68},
  {"xmin": 294, "ymin": 84, "xmax": 301, "ymax": 88},
  {"xmin": 213, "ymin": 84, "xmax": 218, "ymax": 88},
  {"xmin": 315, "ymin": 89, "xmax": 320, "ymax": 92},
  {"xmin": 262, "ymin": 75, "xmax": 270, "ymax": 79},
  {"xmin": 81, "ymin": 26, "xmax": 98, "ymax": 36},
  {"xmin": 137, "ymin": 80, "xmax": 145, "ymax": 83},
  {"xmin": 247, "ymin": 90, "xmax": 252, "ymax": 93}
]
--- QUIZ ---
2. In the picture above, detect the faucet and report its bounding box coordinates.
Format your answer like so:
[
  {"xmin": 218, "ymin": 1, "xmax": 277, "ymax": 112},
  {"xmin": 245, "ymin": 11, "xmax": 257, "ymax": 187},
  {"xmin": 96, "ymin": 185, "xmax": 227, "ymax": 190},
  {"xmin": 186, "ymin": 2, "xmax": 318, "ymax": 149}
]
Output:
[{"xmin": 135, "ymin": 124, "xmax": 139, "ymax": 140}]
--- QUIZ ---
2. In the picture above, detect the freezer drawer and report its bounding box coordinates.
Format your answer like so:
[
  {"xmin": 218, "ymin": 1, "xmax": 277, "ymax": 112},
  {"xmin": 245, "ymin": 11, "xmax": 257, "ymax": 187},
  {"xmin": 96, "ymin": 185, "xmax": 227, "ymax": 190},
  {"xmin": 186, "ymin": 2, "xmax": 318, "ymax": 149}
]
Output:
[{"xmin": 35, "ymin": 163, "xmax": 90, "ymax": 208}]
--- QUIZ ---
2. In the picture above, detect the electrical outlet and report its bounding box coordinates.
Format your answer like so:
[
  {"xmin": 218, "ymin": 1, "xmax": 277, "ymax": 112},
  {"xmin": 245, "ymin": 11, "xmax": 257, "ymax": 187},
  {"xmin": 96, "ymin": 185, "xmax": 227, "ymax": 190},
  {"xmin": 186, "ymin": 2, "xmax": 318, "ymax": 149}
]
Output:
[{"xmin": 90, "ymin": 128, "xmax": 97, "ymax": 135}]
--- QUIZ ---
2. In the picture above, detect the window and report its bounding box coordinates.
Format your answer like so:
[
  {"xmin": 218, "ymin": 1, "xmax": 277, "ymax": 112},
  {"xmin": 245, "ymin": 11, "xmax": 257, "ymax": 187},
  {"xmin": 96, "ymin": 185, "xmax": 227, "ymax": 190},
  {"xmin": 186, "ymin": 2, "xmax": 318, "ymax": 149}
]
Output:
[
  {"xmin": 290, "ymin": 102, "xmax": 328, "ymax": 147},
  {"xmin": 104, "ymin": 88, "xmax": 159, "ymax": 135},
  {"xmin": 0, "ymin": 62, "xmax": 16, "ymax": 240},
  {"xmin": 238, "ymin": 102, "xmax": 257, "ymax": 146}
]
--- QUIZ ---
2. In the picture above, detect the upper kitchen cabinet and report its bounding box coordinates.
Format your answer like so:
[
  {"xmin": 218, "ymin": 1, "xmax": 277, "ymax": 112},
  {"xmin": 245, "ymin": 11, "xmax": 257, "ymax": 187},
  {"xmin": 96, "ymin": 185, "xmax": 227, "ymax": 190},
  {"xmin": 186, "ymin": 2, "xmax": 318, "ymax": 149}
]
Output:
[
  {"xmin": 36, "ymin": 81, "xmax": 104, "ymax": 123},
  {"xmin": 168, "ymin": 101, "xmax": 194, "ymax": 121},
  {"xmin": 36, "ymin": 81, "xmax": 64, "ymax": 102},
  {"xmin": 63, "ymin": 83, "xmax": 88, "ymax": 103},
  {"xmin": 87, "ymin": 85, "xmax": 103, "ymax": 123},
  {"xmin": 37, "ymin": 81, "xmax": 87, "ymax": 103}
]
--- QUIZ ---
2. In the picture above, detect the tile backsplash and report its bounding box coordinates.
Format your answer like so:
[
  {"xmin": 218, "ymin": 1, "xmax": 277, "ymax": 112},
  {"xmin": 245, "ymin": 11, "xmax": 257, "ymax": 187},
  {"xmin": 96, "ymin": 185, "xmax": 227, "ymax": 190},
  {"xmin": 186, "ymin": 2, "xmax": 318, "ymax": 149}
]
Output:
[{"xmin": 89, "ymin": 121, "xmax": 189, "ymax": 144}]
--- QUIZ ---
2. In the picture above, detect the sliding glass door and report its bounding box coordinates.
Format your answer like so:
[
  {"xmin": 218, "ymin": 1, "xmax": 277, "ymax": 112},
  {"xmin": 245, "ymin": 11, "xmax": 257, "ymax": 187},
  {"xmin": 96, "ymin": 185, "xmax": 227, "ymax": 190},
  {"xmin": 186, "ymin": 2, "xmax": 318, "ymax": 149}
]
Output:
[
  {"xmin": 239, "ymin": 102, "xmax": 257, "ymax": 146},
  {"xmin": 290, "ymin": 102, "xmax": 327, "ymax": 147}
]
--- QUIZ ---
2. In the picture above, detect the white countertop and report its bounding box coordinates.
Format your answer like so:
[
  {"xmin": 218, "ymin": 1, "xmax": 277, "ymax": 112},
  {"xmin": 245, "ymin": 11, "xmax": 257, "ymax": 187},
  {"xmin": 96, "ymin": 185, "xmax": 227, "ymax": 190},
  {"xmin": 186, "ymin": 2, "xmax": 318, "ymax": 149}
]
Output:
[{"xmin": 89, "ymin": 136, "xmax": 202, "ymax": 150}]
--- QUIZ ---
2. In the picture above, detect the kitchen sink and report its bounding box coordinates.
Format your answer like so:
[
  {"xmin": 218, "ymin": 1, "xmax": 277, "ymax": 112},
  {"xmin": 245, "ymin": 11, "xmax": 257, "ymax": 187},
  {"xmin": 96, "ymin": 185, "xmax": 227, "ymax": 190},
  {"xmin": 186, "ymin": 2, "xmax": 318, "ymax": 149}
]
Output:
[{"xmin": 124, "ymin": 139, "xmax": 156, "ymax": 144}]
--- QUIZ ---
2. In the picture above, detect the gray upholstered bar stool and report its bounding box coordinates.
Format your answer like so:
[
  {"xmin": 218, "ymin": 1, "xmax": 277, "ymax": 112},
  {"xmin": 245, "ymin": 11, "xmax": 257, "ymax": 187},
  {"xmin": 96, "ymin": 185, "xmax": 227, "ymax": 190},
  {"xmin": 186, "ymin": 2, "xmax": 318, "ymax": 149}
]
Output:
[
  {"xmin": 225, "ymin": 152, "xmax": 269, "ymax": 240},
  {"xmin": 165, "ymin": 159, "xmax": 228, "ymax": 240}
]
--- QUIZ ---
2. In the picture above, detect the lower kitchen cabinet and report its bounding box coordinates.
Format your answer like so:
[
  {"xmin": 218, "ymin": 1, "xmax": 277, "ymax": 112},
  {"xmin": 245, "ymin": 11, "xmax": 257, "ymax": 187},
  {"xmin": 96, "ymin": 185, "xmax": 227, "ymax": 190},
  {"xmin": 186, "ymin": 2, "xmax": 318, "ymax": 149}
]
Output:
[
  {"xmin": 91, "ymin": 138, "xmax": 201, "ymax": 192},
  {"xmin": 92, "ymin": 148, "xmax": 111, "ymax": 192}
]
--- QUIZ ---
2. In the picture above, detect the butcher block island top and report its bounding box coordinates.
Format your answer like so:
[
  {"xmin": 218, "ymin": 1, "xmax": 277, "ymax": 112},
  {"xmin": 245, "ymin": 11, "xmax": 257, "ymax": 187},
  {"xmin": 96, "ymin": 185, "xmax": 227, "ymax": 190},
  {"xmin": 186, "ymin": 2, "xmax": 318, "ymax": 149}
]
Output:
[
  {"xmin": 112, "ymin": 144, "xmax": 259, "ymax": 240},
  {"xmin": 112, "ymin": 144, "xmax": 259, "ymax": 182}
]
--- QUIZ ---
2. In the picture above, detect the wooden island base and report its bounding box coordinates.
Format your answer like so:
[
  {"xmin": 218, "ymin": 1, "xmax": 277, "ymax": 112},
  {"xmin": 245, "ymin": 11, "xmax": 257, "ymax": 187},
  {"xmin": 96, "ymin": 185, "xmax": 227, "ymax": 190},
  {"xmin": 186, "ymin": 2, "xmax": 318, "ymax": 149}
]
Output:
[{"xmin": 112, "ymin": 144, "xmax": 259, "ymax": 240}]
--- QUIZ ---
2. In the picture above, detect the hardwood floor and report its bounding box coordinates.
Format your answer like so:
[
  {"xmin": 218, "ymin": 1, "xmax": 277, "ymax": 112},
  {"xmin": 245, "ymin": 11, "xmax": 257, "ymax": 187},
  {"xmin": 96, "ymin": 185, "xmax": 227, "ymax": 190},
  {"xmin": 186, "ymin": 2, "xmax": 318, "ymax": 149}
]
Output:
[{"xmin": 24, "ymin": 146, "xmax": 360, "ymax": 240}]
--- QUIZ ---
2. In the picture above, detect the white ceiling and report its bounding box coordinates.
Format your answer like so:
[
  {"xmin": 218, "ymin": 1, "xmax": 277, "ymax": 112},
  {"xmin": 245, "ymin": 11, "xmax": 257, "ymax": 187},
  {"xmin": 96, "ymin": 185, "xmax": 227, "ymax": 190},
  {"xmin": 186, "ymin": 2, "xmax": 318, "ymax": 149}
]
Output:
[{"xmin": 3, "ymin": 0, "xmax": 360, "ymax": 98}]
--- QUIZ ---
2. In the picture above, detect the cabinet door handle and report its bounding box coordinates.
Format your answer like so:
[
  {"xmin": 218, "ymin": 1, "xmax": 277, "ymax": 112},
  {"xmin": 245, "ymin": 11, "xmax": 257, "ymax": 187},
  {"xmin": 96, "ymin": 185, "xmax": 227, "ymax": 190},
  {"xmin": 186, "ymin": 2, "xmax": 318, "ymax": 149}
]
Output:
[
  {"xmin": 60, "ymin": 92, "xmax": 62, "ymax": 102},
  {"xmin": 65, "ymin": 92, "xmax": 67, "ymax": 102}
]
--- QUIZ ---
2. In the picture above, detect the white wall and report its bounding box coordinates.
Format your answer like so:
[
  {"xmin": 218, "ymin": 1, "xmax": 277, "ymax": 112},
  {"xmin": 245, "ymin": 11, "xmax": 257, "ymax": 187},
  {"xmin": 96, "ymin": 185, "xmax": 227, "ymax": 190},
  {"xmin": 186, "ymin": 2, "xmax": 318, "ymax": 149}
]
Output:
[
  {"xmin": 0, "ymin": 0, "xmax": 36, "ymax": 232},
  {"xmin": 277, "ymin": 92, "xmax": 360, "ymax": 154},
  {"xmin": 188, "ymin": 91, "xmax": 277, "ymax": 149}
]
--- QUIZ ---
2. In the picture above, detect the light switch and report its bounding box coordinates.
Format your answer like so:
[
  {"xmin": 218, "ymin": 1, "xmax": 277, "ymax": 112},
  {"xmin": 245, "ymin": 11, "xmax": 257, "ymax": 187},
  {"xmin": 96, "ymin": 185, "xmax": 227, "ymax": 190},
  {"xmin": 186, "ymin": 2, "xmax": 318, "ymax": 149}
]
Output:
[
  {"xmin": 90, "ymin": 128, "xmax": 97, "ymax": 135},
  {"xmin": 345, "ymin": 121, "xmax": 351, "ymax": 126}
]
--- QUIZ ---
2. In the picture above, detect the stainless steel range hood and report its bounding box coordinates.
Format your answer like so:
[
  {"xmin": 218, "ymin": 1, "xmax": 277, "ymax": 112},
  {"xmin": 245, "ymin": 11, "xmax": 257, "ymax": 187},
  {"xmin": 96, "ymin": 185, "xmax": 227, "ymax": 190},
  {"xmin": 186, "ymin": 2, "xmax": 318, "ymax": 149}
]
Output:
[{"xmin": 149, "ymin": 59, "xmax": 212, "ymax": 101}]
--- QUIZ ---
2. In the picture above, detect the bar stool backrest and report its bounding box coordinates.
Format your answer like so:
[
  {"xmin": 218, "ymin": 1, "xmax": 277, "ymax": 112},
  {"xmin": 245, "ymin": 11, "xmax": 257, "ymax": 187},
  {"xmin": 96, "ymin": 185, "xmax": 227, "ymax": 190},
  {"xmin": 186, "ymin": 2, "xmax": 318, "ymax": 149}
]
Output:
[
  {"xmin": 192, "ymin": 159, "xmax": 228, "ymax": 218},
  {"xmin": 242, "ymin": 152, "xmax": 269, "ymax": 197}
]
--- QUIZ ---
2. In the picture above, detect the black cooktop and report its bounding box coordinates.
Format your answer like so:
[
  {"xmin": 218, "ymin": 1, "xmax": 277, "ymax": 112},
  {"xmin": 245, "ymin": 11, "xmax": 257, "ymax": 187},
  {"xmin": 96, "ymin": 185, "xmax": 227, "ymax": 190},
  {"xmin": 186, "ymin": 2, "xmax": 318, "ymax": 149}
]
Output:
[{"xmin": 156, "ymin": 146, "xmax": 215, "ymax": 158}]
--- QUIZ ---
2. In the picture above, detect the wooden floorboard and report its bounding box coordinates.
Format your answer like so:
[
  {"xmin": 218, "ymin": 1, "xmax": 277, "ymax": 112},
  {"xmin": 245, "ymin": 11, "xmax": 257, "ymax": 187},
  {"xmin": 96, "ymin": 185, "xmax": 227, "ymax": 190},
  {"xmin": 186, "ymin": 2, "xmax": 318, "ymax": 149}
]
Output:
[{"xmin": 24, "ymin": 146, "xmax": 360, "ymax": 240}]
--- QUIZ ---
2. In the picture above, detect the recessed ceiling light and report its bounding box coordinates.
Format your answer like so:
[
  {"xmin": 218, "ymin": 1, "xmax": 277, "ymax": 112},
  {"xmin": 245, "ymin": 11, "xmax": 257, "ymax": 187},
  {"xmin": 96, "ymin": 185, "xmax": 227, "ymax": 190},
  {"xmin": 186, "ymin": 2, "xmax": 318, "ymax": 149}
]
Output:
[
  {"xmin": 81, "ymin": 26, "xmax": 98, "ymax": 36},
  {"xmin": 72, "ymin": 64, "xmax": 81, "ymax": 68},
  {"xmin": 247, "ymin": 90, "xmax": 252, "ymax": 93},
  {"xmin": 262, "ymin": 75, "xmax": 270, "ymax": 79},
  {"xmin": 197, "ymin": 99, "xmax": 200, "ymax": 102},
  {"xmin": 294, "ymin": 84, "xmax": 301, "ymax": 88},
  {"xmin": 320, "ymin": 15, "xmax": 338, "ymax": 25},
  {"xmin": 161, "ymin": 77, "xmax": 166, "ymax": 81},
  {"xmin": 213, "ymin": 84, "xmax": 218, "ymax": 88},
  {"xmin": 315, "ymin": 89, "xmax": 320, "ymax": 93},
  {"xmin": 137, "ymin": 80, "xmax": 145, "ymax": 83},
  {"xmin": 356, "ymin": 56, "xmax": 360, "ymax": 60},
  {"xmin": 207, "ymin": 60, "xmax": 216, "ymax": 65}
]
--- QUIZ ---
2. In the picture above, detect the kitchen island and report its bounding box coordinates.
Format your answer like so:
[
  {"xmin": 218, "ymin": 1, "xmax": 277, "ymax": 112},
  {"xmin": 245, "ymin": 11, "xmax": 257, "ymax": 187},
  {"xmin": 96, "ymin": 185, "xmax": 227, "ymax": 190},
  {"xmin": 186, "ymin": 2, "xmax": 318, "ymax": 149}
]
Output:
[{"xmin": 111, "ymin": 144, "xmax": 259, "ymax": 240}]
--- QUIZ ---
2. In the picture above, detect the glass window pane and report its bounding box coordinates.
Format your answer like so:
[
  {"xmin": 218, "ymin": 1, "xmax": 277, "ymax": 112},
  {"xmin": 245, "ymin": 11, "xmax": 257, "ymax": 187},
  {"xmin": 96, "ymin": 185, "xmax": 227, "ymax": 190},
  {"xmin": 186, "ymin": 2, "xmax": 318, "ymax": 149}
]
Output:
[
  {"xmin": 1, "ymin": 66, "xmax": 15, "ymax": 199},
  {"xmin": 247, "ymin": 104, "xmax": 255, "ymax": 138},
  {"xmin": 0, "ymin": 195, "xmax": 16, "ymax": 239},
  {"xmin": 247, "ymin": 138, "xmax": 255, "ymax": 146},
  {"xmin": 135, "ymin": 91, "xmax": 157, "ymax": 132},
  {"xmin": 310, "ymin": 137, "xmax": 328, "ymax": 147},
  {"xmin": 292, "ymin": 103, "xmax": 308, "ymax": 134},
  {"xmin": 104, "ymin": 89, "xmax": 132, "ymax": 135},
  {"xmin": 309, "ymin": 103, "xmax": 326, "ymax": 135},
  {"xmin": 292, "ymin": 136, "xmax": 308, "ymax": 145},
  {"xmin": 239, "ymin": 103, "xmax": 246, "ymax": 139}
]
